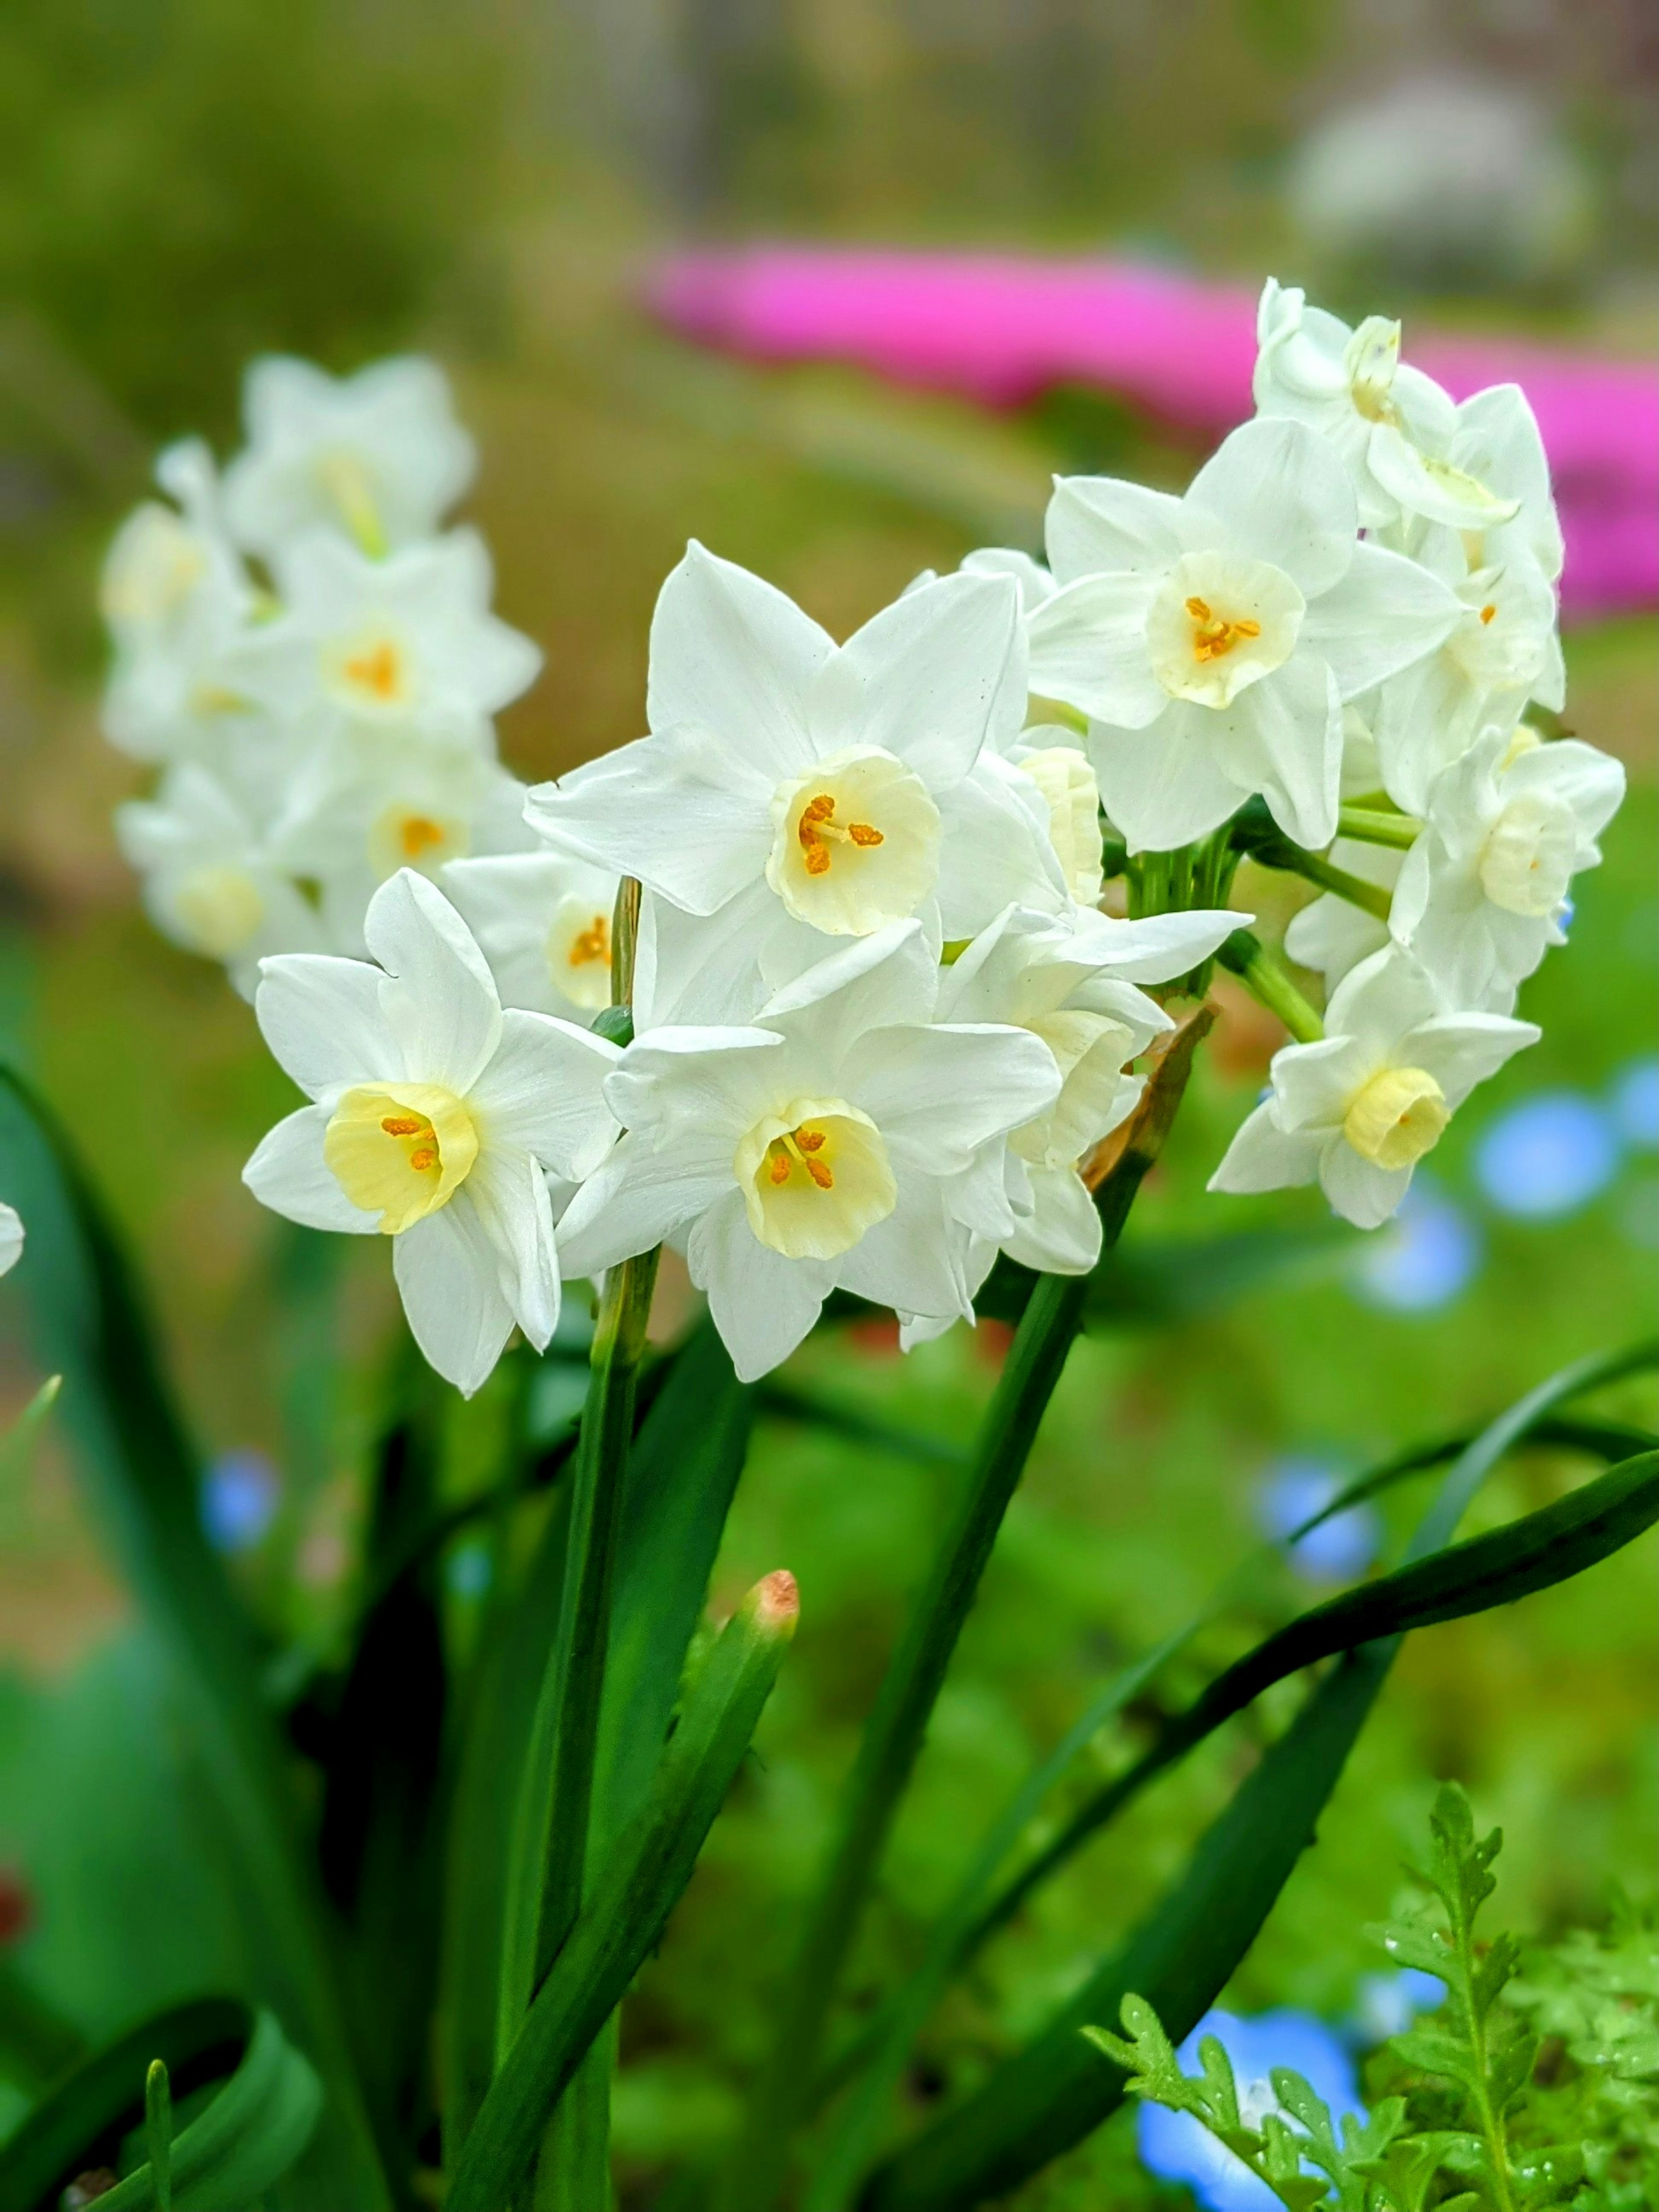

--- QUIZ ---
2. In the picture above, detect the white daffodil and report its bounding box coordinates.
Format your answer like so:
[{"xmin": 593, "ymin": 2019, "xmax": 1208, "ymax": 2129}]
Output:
[
  {"xmin": 226, "ymin": 528, "xmax": 540, "ymax": 759},
  {"xmin": 526, "ymin": 544, "xmax": 1064, "ymax": 1017},
  {"xmin": 117, "ymin": 761, "xmax": 326, "ymax": 997},
  {"xmin": 1029, "ymin": 419, "xmax": 1460, "ymax": 855},
  {"xmin": 243, "ymin": 871, "xmax": 618, "ymax": 1395},
  {"xmin": 934, "ymin": 903, "xmax": 1243, "ymax": 1277},
  {"xmin": 0, "ymin": 1202, "xmax": 23, "ymax": 1278},
  {"xmin": 272, "ymin": 739, "xmax": 538, "ymax": 956},
  {"xmin": 441, "ymin": 850, "xmax": 622, "ymax": 1023},
  {"xmin": 1391, "ymin": 725, "xmax": 1624, "ymax": 1011},
  {"xmin": 1210, "ymin": 946, "xmax": 1537, "ymax": 1228},
  {"xmin": 1367, "ymin": 538, "xmax": 1564, "ymax": 814},
  {"xmin": 1410, "ymin": 382, "xmax": 1563, "ymax": 582},
  {"xmin": 554, "ymin": 922, "xmax": 1060, "ymax": 1382},
  {"xmin": 1283, "ymin": 839, "xmax": 1399, "ymax": 998},
  {"xmin": 1254, "ymin": 281, "xmax": 1466, "ymax": 530},
  {"xmin": 101, "ymin": 441, "xmax": 262, "ymax": 763},
  {"xmin": 221, "ymin": 355, "xmax": 476, "ymax": 558}
]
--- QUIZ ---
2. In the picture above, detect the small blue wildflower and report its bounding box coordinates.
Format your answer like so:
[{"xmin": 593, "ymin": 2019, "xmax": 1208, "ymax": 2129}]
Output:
[
  {"xmin": 1351, "ymin": 1176, "xmax": 1481, "ymax": 1311},
  {"xmin": 1257, "ymin": 1457, "xmax": 1380, "ymax": 1582},
  {"xmin": 447, "ymin": 1540, "xmax": 493, "ymax": 1599},
  {"xmin": 1351, "ymin": 1968, "xmax": 1446, "ymax": 2045},
  {"xmin": 1609, "ymin": 1056, "xmax": 1659, "ymax": 1150},
  {"xmin": 201, "ymin": 1449, "xmax": 280, "ymax": 1552},
  {"xmin": 1473, "ymin": 1091, "xmax": 1620, "ymax": 1219},
  {"xmin": 1138, "ymin": 2008, "xmax": 1363, "ymax": 2212}
]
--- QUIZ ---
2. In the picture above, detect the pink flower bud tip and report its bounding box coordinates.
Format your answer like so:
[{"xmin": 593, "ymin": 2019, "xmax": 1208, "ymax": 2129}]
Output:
[{"xmin": 756, "ymin": 1569, "xmax": 800, "ymax": 1633}]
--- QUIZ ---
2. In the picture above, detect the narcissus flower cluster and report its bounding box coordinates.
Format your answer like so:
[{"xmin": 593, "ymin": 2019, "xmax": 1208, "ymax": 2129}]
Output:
[{"xmin": 102, "ymin": 283, "xmax": 1623, "ymax": 1390}]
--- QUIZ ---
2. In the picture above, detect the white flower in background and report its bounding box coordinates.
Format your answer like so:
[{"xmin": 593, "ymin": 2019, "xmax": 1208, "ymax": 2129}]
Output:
[
  {"xmin": 0, "ymin": 1203, "xmax": 23, "ymax": 1278},
  {"xmin": 555, "ymin": 923, "xmax": 1059, "ymax": 1381},
  {"xmin": 441, "ymin": 850, "xmax": 621, "ymax": 1023},
  {"xmin": 1029, "ymin": 419, "xmax": 1460, "ymax": 853},
  {"xmin": 100, "ymin": 441, "xmax": 261, "ymax": 763},
  {"xmin": 526, "ymin": 545, "xmax": 1063, "ymax": 1018},
  {"xmin": 934, "ymin": 903, "xmax": 1243, "ymax": 1277},
  {"xmin": 226, "ymin": 528, "xmax": 540, "ymax": 757},
  {"xmin": 1210, "ymin": 947, "xmax": 1538, "ymax": 1228},
  {"xmin": 222, "ymin": 356, "xmax": 476, "ymax": 558},
  {"xmin": 1368, "ymin": 540, "xmax": 1564, "ymax": 814},
  {"xmin": 117, "ymin": 761, "xmax": 326, "ymax": 997},
  {"xmin": 243, "ymin": 871, "xmax": 618, "ymax": 1395},
  {"xmin": 1284, "ymin": 840, "xmax": 1399, "ymax": 997},
  {"xmin": 1413, "ymin": 383, "xmax": 1564, "ymax": 582},
  {"xmin": 1392, "ymin": 725, "xmax": 1624, "ymax": 1010},
  {"xmin": 272, "ymin": 741, "xmax": 537, "ymax": 956}
]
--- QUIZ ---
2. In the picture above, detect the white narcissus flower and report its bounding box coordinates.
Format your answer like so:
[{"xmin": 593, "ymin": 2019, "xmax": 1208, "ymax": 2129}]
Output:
[
  {"xmin": 1283, "ymin": 838, "xmax": 1398, "ymax": 998},
  {"xmin": 1367, "ymin": 538, "xmax": 1564, "ymax": 814},
  {"xmin": 934, "ymin": 903, "xmax": 1244, "ymax": 1278},
  {"xmin": 100, "ymin": 441, "xmax": 261, "ymax": 763},
  {"xmin": 1029, "ymin": 419, "xmax": 1460, "ymax": 854},
  {"xmin": 441, "ymin": 850, "xmax": 622, "ymax": 1023},
  {"xmin": 222, "ymin": 356, "xmax": 476, "ymax": 557},
  {"xmin": 555, "ymin": 923, "xmax": 1061, "ymax": 1382},
  {"xmin": 226, "ymin": 528, "xmax": 541, "ymax": 758},
  {"xmin": 0, "ymin": 1202, "xmax": 23, "ymax": 1278},
  {"xmin": 1391, "ymin": 725, "xmax": 1624, "ymax": 1011},
  {"xmin": 525, "ymin": 545, "xmax": 1064, "ymax": 1017},
  {"xmin": 117, "ymin": 761, "xmax": 326, "ymax": 997},
  {"xmin": 243, "ymin": 871, "xmax": 618, "ymax": 1395},
  {"xmin": 1209, "ymin": 947, "xmax": 1538, "ymax": 1229}
]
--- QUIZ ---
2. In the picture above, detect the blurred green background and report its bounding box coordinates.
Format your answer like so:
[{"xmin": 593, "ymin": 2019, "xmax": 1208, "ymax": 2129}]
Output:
[{"xmin": 0, "ymin": 2, "xmax": 1655, "ymax": 2203}]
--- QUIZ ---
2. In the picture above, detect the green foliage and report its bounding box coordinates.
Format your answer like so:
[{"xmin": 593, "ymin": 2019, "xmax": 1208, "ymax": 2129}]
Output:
[{"xmin": 1090, "ymin": 1783, "xmax": 1659, "ymax": 2212}]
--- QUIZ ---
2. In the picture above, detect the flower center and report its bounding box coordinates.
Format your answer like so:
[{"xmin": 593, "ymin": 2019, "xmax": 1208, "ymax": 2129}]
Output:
[
  {"xmin": 1146, "ymin": 552, "xmax": 1305, "ymax": 710},
  {"xmin": 1343, "ymin": 1066, "xmax": 1449, "ymax": 1171},
  {"xmin": 171, "ymin": 864, "xmax": 265, "ymax": 958},
  {"xmin": 734, "ymin": 1096, "xmax": 897, "ymax": 1261},
  {"xmin": 1479, "ymin": 793, "xmax": 1577, "ymax": 917},
  {"xmin": 368, "ymin": 804, "xmax": 468, "ymax": 879},
  {"xmin": 547, "ymin": 896, "xmax": 614, "ymax": 1011},
  {"xmin": 766, "ymin": 747, "xmax": 941, "ymax": 936},
  {"xmin": 327, "ymin": 624, "xmax": 414, "ymax": 712},
  {"xmin": 1344, "ymin": 315, "xmax": 1402, "ymax": 423},
  {"xmin": 323, "ymin": 1082, "xmax": 479, "ymax": 1234}
]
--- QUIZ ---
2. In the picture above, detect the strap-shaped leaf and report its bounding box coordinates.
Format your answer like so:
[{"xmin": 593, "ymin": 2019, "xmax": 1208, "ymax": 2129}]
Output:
[
  {"xmin": 446, "ymin": 1573, "xmax": 798, "ymax": 2212},
  {"xmin": 858, "ymin": 1346, "xmax": 1657, "ymax": 2210},
  {"xmin": 0, "ymin": 1065, "xmax": 388, "ymax": 2207},
  {"xmin": 0, "ymin": 1997, "xmax": 318, "ymax": 2212}
]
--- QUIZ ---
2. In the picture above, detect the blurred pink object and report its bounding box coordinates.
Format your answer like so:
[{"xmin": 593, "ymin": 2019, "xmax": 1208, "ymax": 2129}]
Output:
[{"xmin": 648, "ymin": 250, "xmax": 1657, "ymax": 620}]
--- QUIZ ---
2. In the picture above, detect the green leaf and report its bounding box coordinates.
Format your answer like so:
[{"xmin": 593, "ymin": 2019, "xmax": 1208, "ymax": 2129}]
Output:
[
  {"xmin": 445, "ymin": 1572, "xmax": 799, "ymax": 2212},
  {"xmin": 0, "ymin": 1998, "xmax": 318, "ymax": 2212},
  {"xmin": 0, "ymin": 1065, "xmax": 388, "ymax": 2207},
  {"xmin": 0, "ymin": 1961, "xmax": 86, "ymax": 2094}
]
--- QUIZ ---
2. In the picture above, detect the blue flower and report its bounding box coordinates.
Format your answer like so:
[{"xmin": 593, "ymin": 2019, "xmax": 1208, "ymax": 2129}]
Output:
[
  {"xmin": 1609, "ymin": 1056, "xmax": 1659, "ymax": 1151},
  {"xmin": 1351, "ymin": 1176, "xmax": 1481, "ymax": 1311},
  {"xmin": 1351, "ymin": 1968, "xmax": 1446, "ymax": 2044},
  {"xmin": 200, "ymin": 1449, "xmax": 280, "ymax": 1552},
  {"xmin": 1138, "ymin": 2008, "xmax": 1363, "ymax": 2212},
  {"xmin": 1257, "ymin": 1457, "xmax": 1380, "ymax": 1582},
  {"xmin": 1473, "ymin": 1090, "xmax": 1620, "ymax": 1220}
]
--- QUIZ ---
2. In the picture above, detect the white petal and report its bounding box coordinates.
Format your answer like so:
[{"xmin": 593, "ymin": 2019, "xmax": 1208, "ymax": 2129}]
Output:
[
  {"xmin": 760, "ymin": 923, "xmax": 938, "ymax": 1078},
  {"xmin": 554, "ymin": 1135, "xmax": 731, "ymax": 1280},
  {"xmin": 1184, "ymin": 419, "xmax": 1357, "ymax": 597},
  {"xmin": 824, "ymin": 569, "xmax": 1021, "ymax": 789},
  {"xmin": 832, "ymin": 1177, "xmax": 976, "ymax": 1322},
  {"xmin": 1088, "ymin": 700, "xmax": 1247, "ymax": 853},
  {"xmin": 1065, "ymin": 906, "xmax": 1246, "ymax": 984},
  {"xmin": 961, "ymin": 546, "xmax": 1055, "ymax": 611},
  {"xmin": 243, "ymin": 1105, "xmax": 379, "ymax": 1232},
  {"xmin": 1318, "ymin": 1141, "xmax": 1413, "ymax": 1230},
  {"xmin": 525, "ymin": 725, "xmax": 773, "ymax": 916},
  {"xmin": 1026, "ymin": 575, "xmax": 1166, "ymax": 726},
  {"xmin": 1326, "ymin": 946, "xmax": 1442, "ymax": 1056},
  {"xmin": 1003, "ymin": 1166, "xmax": 1104, "ymax": 1274},
  {"xmin": 1299, "ymin": 541, "xmax": 1461, "ymax": 700},
  {"xmin": 1452, "ymin": 385, "xmax": 1563, "ymax": 580},
  {"xmin": 686, "ymin": 1189, "xmax": 830, "ymax": 1381},
  {"xmin": 393, "ymin": 1195, "xmax": 517, "ymax": 1396},
  {"xmin": 646, "ymin": 541, "xmax": 829, "ymax": 772},
  {"xmin": 933, "ymin": 757, "xmax": 1068, "ymax": 935},
  {"xmin": 254, "ymin": 953, "xmax": 401, "ymax": 1100},
  {"xmin": 1397, "ymin": 1012, "xmax": 1539, "ymax": 1110},
  {"xmin": 1217, "ymin": 659, "xmax": 1341, "ymax": 851},
  {"xmin": 468, "ymin": 1009, "xmax": 621, "ymax": 1179},
  {"xmin": 1207, "ymin": 1102, "xmax": 1322, "ymax": 1195},
  {"xmin": 605, "ymin": 1027, "xmax": 785, "ymax": 1151},
  {"xmin": 1268, "ymin": 1036, "xmax": 1371, "ymax": 1132},
  {"xmin": 632, "ymin": 881, "xmax": 774, "ymax": 1028},
  {"xmin": 363, "ymin": 871, "xmax": 502, "ymax": 1094},
  {"xmin": 0, "ymin": 1203, "xmax": 22, "ymax": 1277},
  {"xmin": 1505, "ymin": 740, "xmax": 1625, "ymax": 840},
  {"xmin": 855, "ymin": 1021, "xmax": 1060, "ymax": 1168},
  {"xmin": 1044, "ymin": 476, "xmax": 1187, "ymax": 584},
  {"xmin": 465, "ymin": 1144, "xmax": 561, "ymax": 1351}
]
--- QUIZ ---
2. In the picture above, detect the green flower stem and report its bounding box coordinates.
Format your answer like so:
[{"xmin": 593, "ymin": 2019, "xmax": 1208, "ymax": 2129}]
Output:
[
  {"xmin": 1216, "ymin": 929, "xmax": 1325, "ymax": 1045},
  {"xmin": 1277, "ymin": 847, "xmax": 1393, "ymax": 921},
  {"xmin": 145, "ymin": 2058, "xmax": 172, "ymax": 2212},
  {"xmin": 1337, "ymin": 804, "xmax": 1421, "ymax": 850},
  {"xmin": 720, "ymin": 1014, "xmax": 1213, "ymax": 2212}
]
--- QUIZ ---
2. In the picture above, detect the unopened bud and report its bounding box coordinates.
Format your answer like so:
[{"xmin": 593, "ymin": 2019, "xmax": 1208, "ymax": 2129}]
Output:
[{"xmin": 750, "ymin": 1569, "xmax": 800, "ymax": 1638}]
